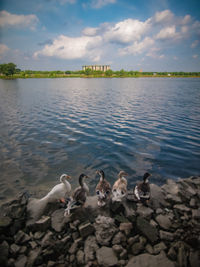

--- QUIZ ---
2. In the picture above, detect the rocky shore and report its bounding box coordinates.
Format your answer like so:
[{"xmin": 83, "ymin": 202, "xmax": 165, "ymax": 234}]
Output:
[{"xmin": 0, "ymin": 176, "xmax": 200, "ymax": 267}]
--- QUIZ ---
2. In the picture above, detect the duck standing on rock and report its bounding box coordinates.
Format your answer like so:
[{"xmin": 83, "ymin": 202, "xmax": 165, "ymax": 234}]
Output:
[
  {"xmin": 112, "ymin": 171, "xmax": 128, "ymax": 202},
  {"xmin": 95, "ymin": 170, "xmax": 111, "ymax": 207},
  {"xmin": 27, "ymin": 174, "xmax": 71, "ymax": 219},
  {"xmin": 134, "ymin": 172, "xmax": 151, "ymax": 204},
  {"xmin": 64, "ymin": 174, "xmax": 89, "ymax": 215}
]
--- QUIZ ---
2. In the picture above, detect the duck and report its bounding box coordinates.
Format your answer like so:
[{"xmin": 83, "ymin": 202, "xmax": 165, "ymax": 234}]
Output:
[
  {"xmin": 27, "ymin": 173, "xmax": 71, "ymax": 220},
  {"xmin": 95, "ymin": 170, "xmax": 111, "ymax": 207},
  {"xmin": 112, "ymin": 171, "xmax": 128, "ymax": 202},
  {"xmin": 64, "ymin": 173, "xmax": 89, "ymax": 215},
  {"xmin": 134, "ymin": 172, "xmax": 151, "ymax": 203}
]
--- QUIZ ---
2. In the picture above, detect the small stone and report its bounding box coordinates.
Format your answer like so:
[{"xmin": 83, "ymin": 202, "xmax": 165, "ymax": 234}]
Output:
[
  {"xmin": 78, "ymin": 222, "xmax": 95, "ymax": 238},
  {"xmin": 120, "ymin": 249, "xmax": 127, "ymax": 259},
  {"xmin": 168, "ymin": 247, "xmax": 177, "ymax": 261},
  {"xmin": 189, "ymin": 198, "xmax": 196, "ymax": 207},
  {"xmin": 159, "ymin": 230, "xmax": 174, "ymax": 241},
  {"xmin": 69, "ymin": 242, "xmax": 78, "ymax": 254},
  {"xmin": 15, "ymin": 255, "xmax": 27, "ymax": 267},
  {"xmin": 0, "ymin": 216, "xmax": 12, "ymax": 229},
  {"xmin": 47, "ymin": 261, "xmax": 56, "ymax": 267},
  {"xmin": 10, "ymin": 243, "xmax": 20, "ymax": 255},
  {"xmin": 131, "ymin": 241, "xmax": 144, "ymax": 255},
  {"xmin": 19, "ymin": 246, "xmax": 27, "ymax": 254},
  {"xmin": 127, "ymin": 235, "xmax": 139, "ymax": 246},
  {"xmin": 96, "ymin": 246, "xmax": 118, "ymax": 267},
  {"xmin": 156, "ymin": 208, "xmax": 163, "ymax": 214},
  {"xmin": 155, "ymin": 214, "xmax": 172, "ymax": 230},
  {"xmin": 35, "ymin": 216, "xmax": 51, "ymax": 232},
  {"xmin": 34, "ymin": 231, "xmax": 45, "ymax": 240},
  {"xmin": 27, "ymin": 248, "xmax": 41, "ymax": 267},
  {"xmin": 14, "ymin": 230, "xmax": 31, "ymax": 244},
  {"xmin": 41, "ymin": 231, "xmax": 54, "ymax": 248},
  {"xmin": 69, "ymin": 254, "xmax": 75, "ymax": 263},
  {"xmin": 76, "ymin": 250, "xmax": 85, "ymax": 265},
  {"xmin": 189, "ymin": 250, "xmax": 200, "ymax": 267},
  {"xmin": 112, "ymin": 244, "xmax": 124, "ymax": 254},
  {"xmin": 173, "ymin": 204, "xmax": 190, "ymax": 213},
  {"xmin": 119, "ymin": 222, "xmax": 133, "ymax": 235},
  {"xmin": 145, "ymin": 244, "xmax": 154, "ymax": 254},
  {"xmin": 192, "ymin": 209, "xmax": 200, "ymax": 220},
  {"xmin": 112, "ymin": 231, "xmax": 126, "ymax": 245},
  {"xmin": 153, "ymin": 242, "xmax": 167, "ymax": 254},
  {"xmin": 72, "ymin": 231, "xmax": 79, "ymax": 241},
  {"xmin": 165, "ymin": 194, "xmax": 182, "ymax": 204},
  {"xmin": 29, "ymin": 241, "xmax": 38, "ymax": 249},
  {"xmin": 0, "ymin": 241, "xmax": 9, "ymax": 265},
  {"xmin": 84, "ymin": 236, "xmax": 99, "ymax": 262}
]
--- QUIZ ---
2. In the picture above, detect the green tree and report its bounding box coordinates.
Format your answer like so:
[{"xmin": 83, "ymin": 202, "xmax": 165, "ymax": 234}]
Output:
[
  {"xmin": 0, "ymin": 63, "xmax": 17, "ymax": 76},
  {"xmin": 84, "ymin": 68, "xmax": 93, "ymax": 75},
  {"xmin": 105, "ymin": 69, "xmax": 113, "ymax": 77}
]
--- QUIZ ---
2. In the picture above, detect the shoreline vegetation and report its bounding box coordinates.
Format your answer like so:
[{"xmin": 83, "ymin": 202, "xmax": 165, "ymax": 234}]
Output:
[{"xmin": 0, "ymin": 63, "xmax": 200, "ymax": 79}]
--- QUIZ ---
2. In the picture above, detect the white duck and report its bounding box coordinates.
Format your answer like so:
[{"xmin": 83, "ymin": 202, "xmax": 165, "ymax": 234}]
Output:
[
  {"xmin": 112, "ymin": 171, "xmax": 128, "ymax": 202},
  {"xmin": 27, "ymin": 174, "xmax": 71, "ymax": 220}
]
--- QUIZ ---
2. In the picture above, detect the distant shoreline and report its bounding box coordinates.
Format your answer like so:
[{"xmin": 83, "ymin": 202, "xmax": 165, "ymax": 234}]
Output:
[{"xmin": 1, "ymin": 74, "xmax": 200, "ymax": 79}]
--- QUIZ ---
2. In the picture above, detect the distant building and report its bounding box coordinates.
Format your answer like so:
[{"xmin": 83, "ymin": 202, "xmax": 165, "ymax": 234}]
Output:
[{"xmin": 82, "ymin": 65, "xmax": 110, "ymax": 72}]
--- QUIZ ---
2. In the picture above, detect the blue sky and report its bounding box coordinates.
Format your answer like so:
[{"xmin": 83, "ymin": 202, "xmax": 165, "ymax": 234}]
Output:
[{"xmin": 0, "ymin": 0, "xmax": 200, "ymax": 71}]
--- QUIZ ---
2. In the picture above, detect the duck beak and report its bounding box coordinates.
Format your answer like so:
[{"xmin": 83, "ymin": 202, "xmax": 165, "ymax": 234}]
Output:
[{"xmin": 67, "ymin": 175, "xmax": 71, "ymax": 179}]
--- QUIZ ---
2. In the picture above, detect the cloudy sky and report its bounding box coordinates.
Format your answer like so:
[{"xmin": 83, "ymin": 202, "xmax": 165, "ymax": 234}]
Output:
[{"xmin": 0, "ymin": 0, "xmax": 200, "ymax": 71}]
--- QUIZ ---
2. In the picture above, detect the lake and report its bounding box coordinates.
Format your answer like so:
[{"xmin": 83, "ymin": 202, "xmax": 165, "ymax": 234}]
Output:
[{"xmin": 0, "ymin": 78, "xmax": 200, "ymax": 202}]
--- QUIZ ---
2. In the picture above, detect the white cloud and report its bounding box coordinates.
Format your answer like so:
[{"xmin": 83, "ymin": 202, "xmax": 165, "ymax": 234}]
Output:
[
  {"xmin": 192, "ymin": 54, "xmax": 198, "ymax": 59},
  {"xmin": 82, "ymin": 27, "xmax": 98, "ymax": 36},
  {"xmin": 0, "ymin": 10, "xmax": 39, "ymax": 30},
  {"xmin": 54, "ymin": 0, "xmax": 76, "ymax": 4},
  {"xmin": 119, "ymin": 37, "xmax": 154, "ymax": 55},
  {"xmin": 34, "ymin": 35, "xmax": 103, "ymax": 61},
  {"xmin": 152, "ymin": 9, "xmax": 174, "ymax": 24},
  {"xmin": 0, "ymin": 44, "xmax": 9, "ymax": 58},
  {"xmin": 191, "ymin": 40, "xmax": 199, "ymax": 48},
  {"xmin": 155, "ymin": 26, "xmax": 177, "ymax": 40},
  {"xmin": 89, "ymin": 0, "xmax": 116, "ymax": 9},
  {"xmin": 181, "ymin": 15, "xmax": 191, "ymax": 25},
  {"xmin": 103, "ymin": 19, "xmax": 150, "ymax": 44}
]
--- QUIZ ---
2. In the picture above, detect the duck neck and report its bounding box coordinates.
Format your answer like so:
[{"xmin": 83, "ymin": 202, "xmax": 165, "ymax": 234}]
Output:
[
  {"xmin": 100, "ymin": 172, "xmax": 105, "ymax": 182},
  {"xmin": 79, "ymin": 175, "xmax": 84, "ymax": 187},
  {"xmin": 61, "ymin": 176, "xmax": 71, "ymax": 192}
]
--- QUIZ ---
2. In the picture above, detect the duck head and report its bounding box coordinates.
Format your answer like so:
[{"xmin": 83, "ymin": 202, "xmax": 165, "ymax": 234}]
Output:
[
  {"xmin": 79, "ymin": 173, "xmax": 89, "ymax": 187},
  {"xmin": 143, "ymin": 172, "xmax": 151, "ymax": 183},
  {"xmin": 96, "ymin": 170, "xmax": 111, "ymax": 207}
]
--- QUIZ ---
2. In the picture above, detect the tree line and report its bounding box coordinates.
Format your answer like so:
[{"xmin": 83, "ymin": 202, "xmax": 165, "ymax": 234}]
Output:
[{"xmin": 0, "ymin": 63, "xmax": 200, "ymax": 78}]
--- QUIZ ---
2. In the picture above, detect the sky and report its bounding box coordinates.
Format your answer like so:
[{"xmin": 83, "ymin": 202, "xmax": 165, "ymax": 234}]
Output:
[{"xmin": 0, "ymin": 0, "xmax": 200, "ymax": 71}]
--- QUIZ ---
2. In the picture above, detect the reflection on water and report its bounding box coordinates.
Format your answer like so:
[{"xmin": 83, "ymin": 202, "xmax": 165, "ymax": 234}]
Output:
[{"xmin": 0, "ymin": 78, "xmax": 200, "ymax": 203}]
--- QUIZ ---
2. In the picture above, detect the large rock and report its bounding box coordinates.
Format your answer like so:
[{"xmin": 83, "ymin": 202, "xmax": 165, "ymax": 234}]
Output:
[
  {"xmin": 78, "ymin": 221, "xmax": 94, "ymax": 238},
  {"xmin": 136, "ymin": 205, "xmax": 154, "ymax": 219},
  {"xmin": 0, "ymin": 241, "xmax": 9, "ymax": 265},
  {"xmin": 126, "ymin": 252, "xmax": 175, "ymax": 267},
  {"xmin": 149, "ymin": 184, "xmax": 167, "ymax": 209},
  {"xmin": 84, "ymin": 235, "xmax": 99, "ymax": 262},
  {"xmin": 155, "ymin": 214, "xmax": 173, "ymax": 230},
  {"xmin": 96, "ymin": 246, "xmax": 118, "ymax": 267},
  {"xmin": 51, "ymin": 209, "xmax": 68, "ymax": 232},
  {"xmin": 34, "ymin": 216, "xmax": 51, "ymax": 232},
  {"xmin": 136, "ymin": 217, "xmax": 159, "ymax": 244},
  {"xmin": 94, "ymin": 216, "xmax": 117, "ymax": 246}
]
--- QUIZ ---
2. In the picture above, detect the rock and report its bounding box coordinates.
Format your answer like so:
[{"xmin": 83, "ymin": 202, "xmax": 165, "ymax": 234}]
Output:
[
  {"xmin": 136, "ymin": 205, "xmax": 154, "ymax": 219},
  {"xmin": 165, "ymin": 193, "xmax": 182, "ymax": 204},
  {"xmin": 162, "ymin": 179, "xmax": 180, "ymax": 196},
  {"xmin": 14, "ymin": 230, "xmax": 31, "ymax": 244},
  {"xmin": 127, "ymin": 235, "xmax": 139, "ymax": 246},
  {"xmin": 78, "ymin": 221, "xmax": 95, "ymax": 238},
  {"xmin": 34, "ymin": 216, "xmax": 51, "ymax": 232},
  {"xmin": 27, "ymin": 248, "xmax": 42, "ymax": 267},
  {"xmin": 0, "ymin": 216, "xmax": 12, "ymax": 230},
  {"xmin": 155, "ymin": 214, "xmax": 172, "ymax": 230},
  {"xmin": 125, "ymin": 251, "xmax": 176, "ymax": 267},
  {"xmin": 0, "ymin": 241, "xmax": 9, "ymax": 265},
  {"xmin": 167, "ymin": 246, "xmax": 177, "ymax": 261},
  {"xmin": 76, "ymin": 250, "xmax": 85, "ymax": 265},
  {"xmin": 51, "ymin": 209, "xmax": 67, "ymax": 232},
  {"xmin": 136, "ymin": 217, "xmax": 159, "ymax": 244},
  {"xmin": 34, "ymin": 231, "xmax": 45, "ymax": 240},
  {"xmin": 15, "ymin": 255, "xmax": 27, "ymax": 267},
  {"xmin": 112, "ymin": 244, "xmax": 124, "ymax": 254},
  {"xmin": 192, "ymin": 209, "xmax": 200, "ymax": 220},
  {"xmin": 177, "ymin": 243, "xmax": 188, "ymax": 267},
  {"xmin": 112, "ymin": 231, "xmax": 126, "ymax": 245},
  {"xmin": 110, "ymin": 201, "xmax": 125, "ymax": 214},
  {"xmin": 114, "ymin": 214, "xmax": 129, "ymax": 224},
  {"xmin": 153, "ymin": 242, "xmax": 167, "ymax": 254},
  {"xmin": 41, "ymin": 231, "xmax": 54, "ymax": 248},
  {"xmin": 94, "ymin": 216, "xmax": 117, "ymax": 246},
  {"xmin": 19, "ymin": 246, "xmax": 27, "ymax": 254},
  {"xmin": 189, "ymin": 250, "xmax": 200, "ymax": 267},
  {"xmin": 159, "ymin": 230, "xmax": 174, "ymax": 241},
  {"xmin": 173, "ymin": 204, "xmax": 190, "ymax": 213},
  {"xmin": 189, "ymin": 198, "xmax": 196, "ymax": 208},
  {"xmin": 149, "ymin": 184, "xmax": 167, "ymax": 208},
  {"xmin": 68, "ymin": 242, "xmax": 78, "ymax": 254},
  {"xmin": 84, "ymin": 236, "xmax": 99, "ymax": 262},
  {"xmin": 96, "ymin": 246, "xmax": 118, "ymax": 267},
  {"xmin": 119, "ymin": 222, "xmax": 133, "ymax": 235},
  {"xmin": 8, "ymin": 204, "xmax": 26, "ymax": 219},
  {"xmin": 10, "ymin": 243, "xmax": 20, "ymax": 255},
  {"xmin": 145, "ymin": 244, "xmax": 154, "ymax": 254},
  {"xmin": 29, "ymin": 241, "xmax": 38, "ymax": 249},
  {"xmin": 131, "ymin": 241, "xmax": 144, "ymax": 255}
]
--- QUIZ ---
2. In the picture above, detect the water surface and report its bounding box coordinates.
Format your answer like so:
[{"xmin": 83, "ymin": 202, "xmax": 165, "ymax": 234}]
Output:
[{"xmin": 0, "ymin": 78, "xmax": 200, "ymax": 202}]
